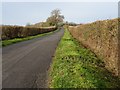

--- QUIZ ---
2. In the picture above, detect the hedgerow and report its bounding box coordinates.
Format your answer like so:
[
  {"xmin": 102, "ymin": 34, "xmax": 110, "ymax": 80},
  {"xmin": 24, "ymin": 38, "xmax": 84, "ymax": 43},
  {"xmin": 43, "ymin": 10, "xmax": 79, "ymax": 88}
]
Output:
[
  {"xmin": 69, "ymin": 18, "xmax": 119, "ymax": 76},
  {"xmin": 2, "ymin": 25, "xmax": 57, "ymax": 40}
]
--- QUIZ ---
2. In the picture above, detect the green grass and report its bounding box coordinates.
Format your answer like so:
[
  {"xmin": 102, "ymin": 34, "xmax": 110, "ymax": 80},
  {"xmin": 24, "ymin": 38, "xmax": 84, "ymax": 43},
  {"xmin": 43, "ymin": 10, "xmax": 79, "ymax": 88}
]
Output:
[
  {"xmin": 49, "ymin": 29, "xmax": 120, "ymax": 88},
  {"xmin": 2, "ymin": 29, "xmax": 59, "ymax": 47}
]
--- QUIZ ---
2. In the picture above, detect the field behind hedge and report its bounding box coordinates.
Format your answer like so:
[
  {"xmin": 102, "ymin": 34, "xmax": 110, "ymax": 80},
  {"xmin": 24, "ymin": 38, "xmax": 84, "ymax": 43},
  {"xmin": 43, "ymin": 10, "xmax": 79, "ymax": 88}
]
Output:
[{"xmin": 69, "ymin": 18, "xmax": 119, "ymax": 76}]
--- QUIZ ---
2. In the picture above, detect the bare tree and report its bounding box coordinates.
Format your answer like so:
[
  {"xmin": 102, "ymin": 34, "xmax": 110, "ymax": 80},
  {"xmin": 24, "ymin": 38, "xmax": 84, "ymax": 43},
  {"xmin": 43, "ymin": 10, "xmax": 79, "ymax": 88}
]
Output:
[{"xmin": 46, "ymin": 9, "xmax": 64, "ymax": 26}]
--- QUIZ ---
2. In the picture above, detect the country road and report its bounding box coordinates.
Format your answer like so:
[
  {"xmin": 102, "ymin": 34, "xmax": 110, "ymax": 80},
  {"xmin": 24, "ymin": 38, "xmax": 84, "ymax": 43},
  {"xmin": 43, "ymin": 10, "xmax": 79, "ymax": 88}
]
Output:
[{"xmin": 2, "ymin": 29, "xmax": 64, "ymax": 88}]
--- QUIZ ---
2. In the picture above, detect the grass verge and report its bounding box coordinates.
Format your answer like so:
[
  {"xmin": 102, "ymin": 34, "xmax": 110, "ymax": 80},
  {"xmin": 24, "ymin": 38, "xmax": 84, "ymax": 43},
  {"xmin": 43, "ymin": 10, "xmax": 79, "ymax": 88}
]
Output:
[
  {"xmin": 2, "ymin": 29, "xmax": 59, "ymax": 47},
  {"xmin": 49, "ymin": 29, "xmax": 120, "ymax": 88}
]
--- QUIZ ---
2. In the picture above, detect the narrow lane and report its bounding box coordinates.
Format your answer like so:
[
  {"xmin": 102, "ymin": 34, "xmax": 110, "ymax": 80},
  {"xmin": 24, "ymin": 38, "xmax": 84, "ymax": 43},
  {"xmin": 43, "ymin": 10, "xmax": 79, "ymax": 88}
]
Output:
[{"xmin": 2, "ymin": 29, "xmax": 64, "ymax": 88}]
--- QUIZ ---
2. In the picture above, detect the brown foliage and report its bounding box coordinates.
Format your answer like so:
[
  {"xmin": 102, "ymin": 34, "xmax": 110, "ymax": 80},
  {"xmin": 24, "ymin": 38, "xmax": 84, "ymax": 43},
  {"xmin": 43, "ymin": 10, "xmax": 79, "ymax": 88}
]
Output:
[
  {"xmin": 69, "ymin": 18, "xmax": 119, "ymax": 76},
  {"xmin": 2, "ymin": 25, "xmax": 57, "ymax": 40}
]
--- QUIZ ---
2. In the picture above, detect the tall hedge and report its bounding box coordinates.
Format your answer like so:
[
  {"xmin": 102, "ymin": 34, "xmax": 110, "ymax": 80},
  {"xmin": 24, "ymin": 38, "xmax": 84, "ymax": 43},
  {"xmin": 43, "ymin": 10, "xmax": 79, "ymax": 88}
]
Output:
[
  {"xmin": 1, "ymin": 25, "xmax": 57, "ymax": 40},
  {"xmin": 69, "ymin": 18, "xmax": 119, "ymax": 76}
]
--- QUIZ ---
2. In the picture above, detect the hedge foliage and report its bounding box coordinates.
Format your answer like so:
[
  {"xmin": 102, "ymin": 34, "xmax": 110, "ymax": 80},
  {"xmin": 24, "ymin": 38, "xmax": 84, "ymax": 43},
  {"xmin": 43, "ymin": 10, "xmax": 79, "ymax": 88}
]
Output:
[
  {"xmin": 1, "ymin": 25, "xmax": 57, "ymax": 40},
  {"xmin": 69, "ymin": 18, "xmax": 119, "ymax": 76}
]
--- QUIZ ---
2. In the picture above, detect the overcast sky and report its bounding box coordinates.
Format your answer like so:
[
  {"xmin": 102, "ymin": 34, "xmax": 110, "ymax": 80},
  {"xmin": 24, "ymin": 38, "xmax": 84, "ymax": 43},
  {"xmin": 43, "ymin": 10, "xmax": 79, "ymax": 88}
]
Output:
[{"xmin": 1, "ymin": 1, "xmax": 118, "ymax": 26}]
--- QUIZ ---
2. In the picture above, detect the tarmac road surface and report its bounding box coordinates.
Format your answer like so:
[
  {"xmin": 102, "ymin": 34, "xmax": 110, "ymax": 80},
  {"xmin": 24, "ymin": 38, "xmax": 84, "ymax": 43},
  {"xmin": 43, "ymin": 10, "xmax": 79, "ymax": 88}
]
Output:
[{"xmin": 2, "ymin": 29, "xmax": 64, "ymax": 88}]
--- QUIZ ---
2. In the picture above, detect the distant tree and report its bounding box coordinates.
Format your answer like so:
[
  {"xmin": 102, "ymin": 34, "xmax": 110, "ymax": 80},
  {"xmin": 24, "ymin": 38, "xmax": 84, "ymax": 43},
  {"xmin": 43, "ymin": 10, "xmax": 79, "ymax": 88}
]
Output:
[
  {"xmin": 29, "ymin": 9, "xmax": 64, "ymax": 27},
  {"xmin": 68, "ymin": 22, "xmax": 77, "ymax": 26},
  {"xmin": 26, "ymin": 22, "xmax": 31, "ymax": 26},
  {"xmin": 46, "ymin": 9, "xmax": 64, "ymax": 26}
]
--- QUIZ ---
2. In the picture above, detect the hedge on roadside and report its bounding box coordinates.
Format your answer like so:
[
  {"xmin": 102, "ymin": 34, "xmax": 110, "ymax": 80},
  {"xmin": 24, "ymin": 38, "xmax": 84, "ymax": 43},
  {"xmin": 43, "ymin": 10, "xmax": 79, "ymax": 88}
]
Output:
[
  {"xmin": 69, "ymin": 18, "xmax": 119, "ymax": 76},
  {"xmin": 1, "ymin": 25, "xmax": 57, "ymax": 40}
]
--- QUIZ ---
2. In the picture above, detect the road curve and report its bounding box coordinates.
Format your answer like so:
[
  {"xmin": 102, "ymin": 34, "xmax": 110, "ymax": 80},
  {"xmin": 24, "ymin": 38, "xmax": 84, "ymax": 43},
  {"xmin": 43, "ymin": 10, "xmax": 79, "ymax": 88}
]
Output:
[{"xmin": 2, "ymin": 29, "xmax": 64, "ymax": 88}]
